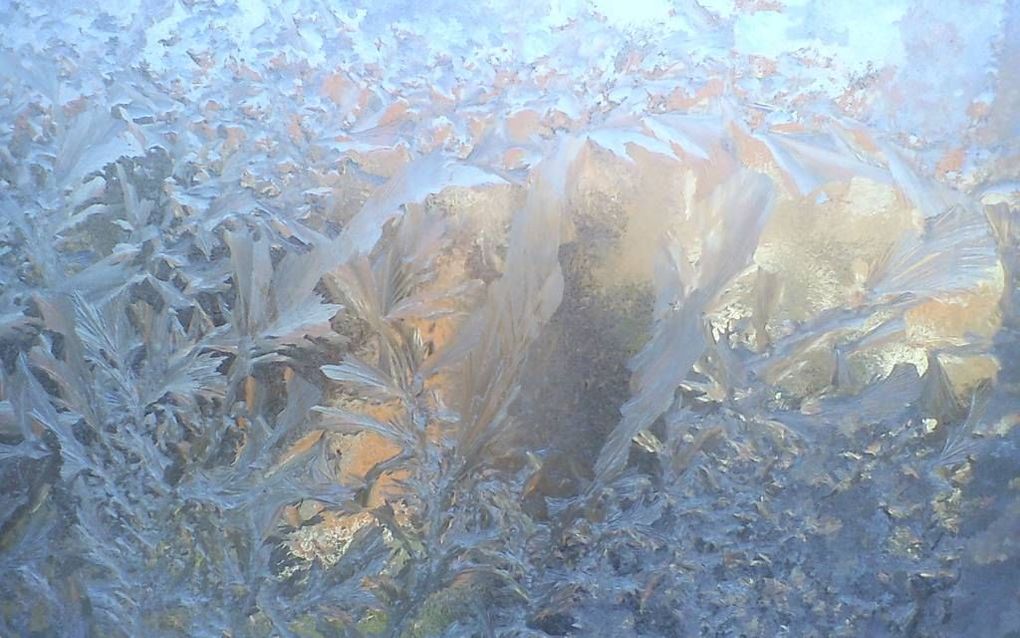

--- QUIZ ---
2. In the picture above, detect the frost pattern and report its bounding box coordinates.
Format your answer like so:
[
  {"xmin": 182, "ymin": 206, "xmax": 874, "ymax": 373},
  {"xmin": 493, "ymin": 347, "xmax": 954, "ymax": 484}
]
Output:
[{"xmin": 1, "ymin": 1, "xmax": 1019, "ymax": 637}]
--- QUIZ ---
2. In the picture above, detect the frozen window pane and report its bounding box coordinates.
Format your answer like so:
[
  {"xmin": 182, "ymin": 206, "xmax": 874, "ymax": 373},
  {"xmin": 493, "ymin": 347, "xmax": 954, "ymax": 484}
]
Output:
[{"xmin": 1, "ymin": 1, "xmax": 1017, "ymax": 636}]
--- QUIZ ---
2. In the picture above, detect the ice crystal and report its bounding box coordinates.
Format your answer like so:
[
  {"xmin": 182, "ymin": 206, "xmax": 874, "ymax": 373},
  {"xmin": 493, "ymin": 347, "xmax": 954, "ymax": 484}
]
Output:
[{"xmin": 1, "ymin": 1, "xmax": 1018, "ymax": 636}]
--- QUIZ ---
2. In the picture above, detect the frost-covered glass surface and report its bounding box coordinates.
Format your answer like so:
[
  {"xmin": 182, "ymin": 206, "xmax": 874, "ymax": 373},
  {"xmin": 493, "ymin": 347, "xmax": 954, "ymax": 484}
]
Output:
[{"xmin": 1, "ymin": 1, "xmax": 1018, "ymax": 636}]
